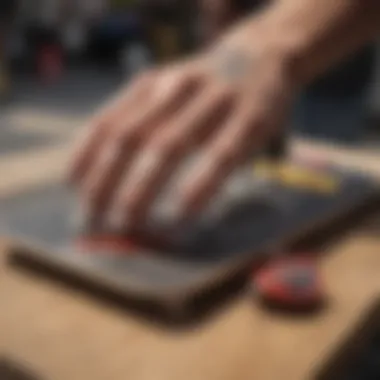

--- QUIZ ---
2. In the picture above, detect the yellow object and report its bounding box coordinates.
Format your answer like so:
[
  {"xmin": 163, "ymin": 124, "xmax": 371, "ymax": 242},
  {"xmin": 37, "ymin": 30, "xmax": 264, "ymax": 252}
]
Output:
[{"xmin": 253, "ymin": 160, "xmax": 339, "ymax": 193}]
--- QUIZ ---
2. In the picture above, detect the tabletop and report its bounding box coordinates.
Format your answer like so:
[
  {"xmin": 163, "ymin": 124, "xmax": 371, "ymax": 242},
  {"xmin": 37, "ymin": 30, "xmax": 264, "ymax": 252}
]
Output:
[{"xmin": 1, "ymin": 139, "xmax": 380, "ymax": 380}]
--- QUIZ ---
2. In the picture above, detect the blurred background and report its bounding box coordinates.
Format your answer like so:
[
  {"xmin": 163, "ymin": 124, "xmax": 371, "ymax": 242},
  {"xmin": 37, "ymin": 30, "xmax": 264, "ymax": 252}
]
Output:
[
  {"xmin": 1, "ymin": 0, "xmax": 380, "ymax": 198},
  {"xmin": 0, "ymin": 0, "xmax": 196, "ymax": 173}
]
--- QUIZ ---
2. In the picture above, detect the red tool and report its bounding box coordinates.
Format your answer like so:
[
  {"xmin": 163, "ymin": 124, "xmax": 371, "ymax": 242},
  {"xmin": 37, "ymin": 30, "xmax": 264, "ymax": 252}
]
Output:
[{"xmin": 255, "ymin": 256, "xmax": 324, "ymax": 311}]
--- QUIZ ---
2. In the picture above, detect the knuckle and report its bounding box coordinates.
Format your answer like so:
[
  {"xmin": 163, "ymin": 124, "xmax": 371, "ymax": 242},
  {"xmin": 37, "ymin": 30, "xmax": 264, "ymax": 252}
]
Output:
[
  {"xmin": 210, "ymin": 151, "xmax": 239, "ymax": 174},
  {"xmin": 202, "ymin": 86, "xmax": 234, "ymax": 120},
  {"xmin": 151, "ymin": 133, "xmax": 184, "ymax": 160},
  {"xmin": 171, "ymin": 69, "xmax": 198, "ymax": 93},
  {"xmin": 214, "ymin": 84, "xmax": 233, "ymax": 101},
  {"xmin": 98, "ymin": 146, "xmax": 116, "ymax": 168},
  {"xmin": 219, "ymin": 152, "xmax": 238, "ymax": 169},
  {"xmin": 124, "ymin": 128, "xmax": 143, "ymax": 147},
  {"xmin": 112, "ymin": 126, "xmax": 142, "ymax": 149},
  {"xmin": 216, "ymin": 141, "xmax": 241, "ymax": 165},
  {"xmin": 158, "ymin": 142, "xmax": 182, "ymax": 162}
]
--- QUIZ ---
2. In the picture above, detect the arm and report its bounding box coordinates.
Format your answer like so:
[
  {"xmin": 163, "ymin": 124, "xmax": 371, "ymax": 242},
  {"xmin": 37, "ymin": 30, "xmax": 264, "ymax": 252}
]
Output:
[
  {"xmin": 242, "ymin": 0, "xmax": 380, "ymax": 85},
  {"xmin": 199, "ymin": 0, "xmax": 267, "ymax": 45}
]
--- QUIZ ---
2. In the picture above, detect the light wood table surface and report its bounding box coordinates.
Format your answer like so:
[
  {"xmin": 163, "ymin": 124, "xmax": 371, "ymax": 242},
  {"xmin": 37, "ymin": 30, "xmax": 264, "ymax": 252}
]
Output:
[{"xmin": 1, "ymin": 140, "xmax": 380, "ymax": 380}]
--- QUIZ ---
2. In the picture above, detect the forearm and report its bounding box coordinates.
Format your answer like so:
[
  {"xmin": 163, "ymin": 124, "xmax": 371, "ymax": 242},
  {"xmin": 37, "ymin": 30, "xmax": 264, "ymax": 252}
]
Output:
[
  {"xmin": 253, "ymin": 0, "xmax": 380, "ymax": 85},
  {"xmin": 199, "ymin": 0, "xmax": 268, "ymax": 45}
]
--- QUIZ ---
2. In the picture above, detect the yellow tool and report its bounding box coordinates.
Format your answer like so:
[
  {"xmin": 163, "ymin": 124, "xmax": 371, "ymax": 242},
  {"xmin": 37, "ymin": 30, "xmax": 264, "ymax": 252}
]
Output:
[{"xmin": 253, "ymin": 160, "xmax": 339, "ymax": 193}]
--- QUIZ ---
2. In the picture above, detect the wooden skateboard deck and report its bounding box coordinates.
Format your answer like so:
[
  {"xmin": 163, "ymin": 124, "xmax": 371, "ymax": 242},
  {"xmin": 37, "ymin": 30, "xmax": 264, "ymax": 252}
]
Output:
[{"xmin": 2, "ymin": 160, "xmax": 380, "ymax": 316}]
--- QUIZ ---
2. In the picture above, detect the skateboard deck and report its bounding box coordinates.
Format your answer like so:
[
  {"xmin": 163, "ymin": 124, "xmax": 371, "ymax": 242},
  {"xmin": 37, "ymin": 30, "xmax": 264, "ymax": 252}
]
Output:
[{"xmin": 2, "ymin": 159, "xmax": 380, "ymax": 315}]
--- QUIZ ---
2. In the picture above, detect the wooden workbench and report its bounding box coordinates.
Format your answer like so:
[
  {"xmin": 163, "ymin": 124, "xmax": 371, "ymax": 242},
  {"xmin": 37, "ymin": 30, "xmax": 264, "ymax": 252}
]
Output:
[{"xmin": 1, "ymin": 140, "xmax": 380, "ymax": 380}]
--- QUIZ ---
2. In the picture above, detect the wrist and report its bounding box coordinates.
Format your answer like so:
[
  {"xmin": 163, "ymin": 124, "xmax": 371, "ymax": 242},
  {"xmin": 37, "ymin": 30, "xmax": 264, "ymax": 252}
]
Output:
[
  {"xmin": 218, "ymin": 0, "xmax": 339, "ymax": 88},
  {"xmin": 212, "ymin": 16, "xmax": 308, "ymax": 90},
  {"xmin": 237, "ymin": 0, "xmax": 380, "ymax": 88},
  {"xmin": 262, "ymin": 26, "xmax": 310, "ymax": 89},
  {"xmin": 248, "ymin": 20, "xmax": 311, "ymax": 88}
]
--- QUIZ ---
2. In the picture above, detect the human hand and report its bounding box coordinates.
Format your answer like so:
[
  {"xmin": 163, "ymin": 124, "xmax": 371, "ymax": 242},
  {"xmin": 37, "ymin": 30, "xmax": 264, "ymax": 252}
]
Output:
[{"xmin": 68, "ymin": 20, "xmax": 298, "ymax": 231}]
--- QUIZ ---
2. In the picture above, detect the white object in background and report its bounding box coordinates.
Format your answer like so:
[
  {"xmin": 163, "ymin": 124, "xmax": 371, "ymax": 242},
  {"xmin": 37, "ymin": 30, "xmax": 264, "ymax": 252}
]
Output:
[
  {"xmin": 63, "ymin": 21, "xmax": 86, "ymax": 54},
  {"xmin": 121, "ymin": 43, "xmax": 152, "ymax": 78}
]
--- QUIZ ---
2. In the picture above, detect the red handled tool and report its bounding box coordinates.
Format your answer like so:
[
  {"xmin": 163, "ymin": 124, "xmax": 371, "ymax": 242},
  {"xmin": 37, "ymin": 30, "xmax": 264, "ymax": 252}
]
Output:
[{"xmin": 254, "ymin": 256, "xmax": 324, "ymax": 311}]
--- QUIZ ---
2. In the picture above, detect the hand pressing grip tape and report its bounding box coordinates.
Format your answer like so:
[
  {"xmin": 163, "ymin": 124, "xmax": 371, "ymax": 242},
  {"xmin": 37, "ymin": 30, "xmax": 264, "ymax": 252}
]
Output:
[{"xmin": 73, "ymin": 166, "xmax": 277, "ymax": 257}]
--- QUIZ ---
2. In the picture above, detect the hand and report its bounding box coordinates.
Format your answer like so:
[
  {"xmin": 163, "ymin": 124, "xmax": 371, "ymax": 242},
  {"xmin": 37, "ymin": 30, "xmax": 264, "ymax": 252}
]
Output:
[{"xmin": 68, "ymin": 22, "xmax": 297, "ymax": 231}]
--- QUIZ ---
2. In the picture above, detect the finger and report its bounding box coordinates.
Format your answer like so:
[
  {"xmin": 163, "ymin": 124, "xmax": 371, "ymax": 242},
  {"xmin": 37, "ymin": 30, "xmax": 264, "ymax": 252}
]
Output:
[
  {"xmin": 110, "ymin": 85, "xmax": 234, "ymax": 228},
  {"xmin": 80, "ymin": 129, "xmax": 141, "ymax": 223},
  {"xmin": 179, "ymin": 98, "xmax": 271, "ymax": 219},
  {"xmin": 123, "ymin": 66, "xmax": 202, "ymax": 131},
  {"xmin": 68, "ymin": 71, "xmax": 154, "ymax": 184},
  {"xmin": 81, "ymin": 68, "xmax": 203, "ymax": 224}
]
